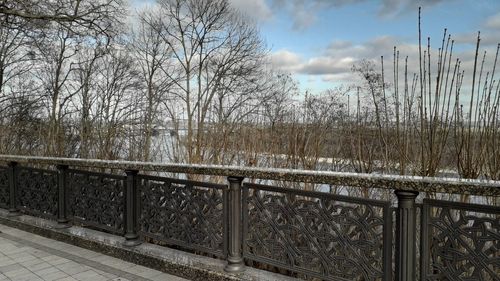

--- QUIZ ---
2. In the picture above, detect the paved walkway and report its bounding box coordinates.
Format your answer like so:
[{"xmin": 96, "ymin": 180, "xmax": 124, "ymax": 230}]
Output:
[{"xmin": 0, "ymin": 225, "xmax": 188, "ymax": 281}]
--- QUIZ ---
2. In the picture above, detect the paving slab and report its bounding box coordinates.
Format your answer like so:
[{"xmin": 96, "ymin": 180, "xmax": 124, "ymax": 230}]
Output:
[{"xmin": 0, "ymin": 224, "xmax": 189, "ymax": 281}]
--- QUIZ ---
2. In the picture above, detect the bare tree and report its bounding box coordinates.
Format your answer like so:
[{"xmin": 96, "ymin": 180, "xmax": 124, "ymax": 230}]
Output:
[
  {"xmin": 34, "ymin": 24, "xmax": 83, "ymax": 156},
  {"xmin": 351, "ymin": 61, "xmax": 391, "ymax": 173},
  {"xmin": 71, "ymin": 37, "xmax": 111, "ymax": 158},
  {"xmin": 93, "ymin": 47, "xmax": 141, "ymax": 160},
  {"xmin": 0, "ymin": 0, "xmax": 125, "ymax": 36},
  {"xmin": 130, "ymin": 8, "xmax": 173, "ymax": 161},
  {"xmin": 0, "ymin": 15, "xmax": 32, "ymax": 98},
  {"xmin": 150, "ymin": 0, "xmax": 268, "ymax": 164},
  {"xmin": 0, "ymin": 13, "xmax": 36, "ymax": 153}
]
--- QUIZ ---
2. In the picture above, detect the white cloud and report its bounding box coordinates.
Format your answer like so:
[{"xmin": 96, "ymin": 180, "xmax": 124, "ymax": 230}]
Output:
[
  {"xmin": 270, "ymin": 0, "xmax": 456, "ymax": 30},
  {"xmin": 270, "ymin": 49, "xmax": 303, "ymax": 71},
  {"xmin": 269, "ymin": 37, "xmax": 401, "ymax": 82},
  {"xmin": 452, "ymin": 11, "xmax": 500, "ymax": 47},
  {"xmin": 321, "ymin": 73, "xmax": 357, "ymax": 83},
  {"xmin": 270, "ymin": 32, "xmax": 500, "ymax": 88},
  {"xmin": 450, "ymin": 10, "xmax": 500, "ymax": 47},
  {"xmin": 453, "ymin": 31, "xmax": 500, "ymax": 47},
  {"xmin": 229, "ymin": 0, "xmax": 273, "ymax": 22},
  {"xmin": 329, "ymin": 40, "xmax": 354, "ymax": 50},
  {"xmin": 271, "ymin": 0, "xmax": 346, "ymax": 30},
  {"xmin": 378, "ymin": 0, "xmax": 453, "ymax": 17},
  {"xmin": 301, "ymin": 57, "xmax": 355, "ymax": 75},
  {"xmin": 485, "ymin": 12, "xmax": 500, "ymax": 30},
  {"xmin": 129, "ymin": 0, "xmax": 156, "ymax": 9}
]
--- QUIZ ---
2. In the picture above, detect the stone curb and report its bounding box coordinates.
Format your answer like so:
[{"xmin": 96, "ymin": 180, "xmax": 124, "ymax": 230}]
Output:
[{"xmin": 0, "ymin": 209, "xmax": 298, "ymax": 281}]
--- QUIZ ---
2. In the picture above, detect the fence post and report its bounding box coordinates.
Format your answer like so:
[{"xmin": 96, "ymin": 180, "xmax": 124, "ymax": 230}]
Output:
[
  {"xmin": 7, "ymin": 162, "xmax": 19, "ymax": 216},
  {"xmin": 56, "ymin": 165, "xmax": 70, "ymax": 228},
  {"xmin": 123, "ymin": 169, "xmax": 141, "ymax": 246},
  {"xmin": 225, "ymin": 176, "xmax": 245, "ymax": 273},
  {"xmin": 395, "ymin": 190, "xmax": 419, "ymax": 281}
]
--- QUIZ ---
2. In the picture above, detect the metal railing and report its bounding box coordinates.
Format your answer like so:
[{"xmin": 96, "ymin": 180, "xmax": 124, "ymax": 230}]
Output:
[{"xmin": 0, "ymin": 155, "xmax": 498, "ymax": 281}]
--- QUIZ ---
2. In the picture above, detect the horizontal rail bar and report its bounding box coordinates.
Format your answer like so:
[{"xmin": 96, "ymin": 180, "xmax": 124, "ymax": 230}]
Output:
[
  {"xmin": 0, "ymin": 155, "xmax": 499, "ymax": 196},
  {"xmin": 139, "ymin": 174, "xmax": 227, "ymax": 190},
  {"xmin": 423, "ymin": 198, "xmax": 500, "ymax": 213},
  {"xmin": 245, "ymin": 182, "xmax": 390, "ymax": 207},
  {"xmin": 67, "ymin": 169, "xmax": 126, "ymax": 180},
  {"xmin": 18, "ymin": 167, "xmax": 57, "ymax": 175}
]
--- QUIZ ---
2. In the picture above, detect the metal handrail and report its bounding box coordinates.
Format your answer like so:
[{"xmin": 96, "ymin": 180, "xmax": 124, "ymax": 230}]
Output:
[{"xmin": 0, "ymin": 154, "xmax": 498, "ymax": 196}]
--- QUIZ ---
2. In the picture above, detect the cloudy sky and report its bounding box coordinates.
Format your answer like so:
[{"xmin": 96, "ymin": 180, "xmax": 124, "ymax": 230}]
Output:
[{"xmin": 132, "ymin": 0, "xmax": 500, "ymax": 93}]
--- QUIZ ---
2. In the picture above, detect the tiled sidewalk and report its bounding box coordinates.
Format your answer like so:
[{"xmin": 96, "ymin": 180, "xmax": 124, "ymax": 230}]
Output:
[{"xmin": 0, "ymin": 225, "xmax": 188, "ymax": 281}]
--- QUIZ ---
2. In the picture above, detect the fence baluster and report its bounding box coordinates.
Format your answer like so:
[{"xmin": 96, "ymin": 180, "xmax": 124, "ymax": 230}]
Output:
[
  {"xmin": 56, "ymin": 164, "xmax": 70, "ymax": 228},
  {"xmin": 7, "ymin": 161, "xmax": 19, "ymax": 216},
  {"xmin": 123, "ymin": 169, "xmax": 141, "ymax": 246},
  {"xmin": 225, "ymin": 176, "xmax": 245, "ymax": 273},
  {"xmin": 395, "ymin": 190, "xmax": 419, "ymax": 281}
]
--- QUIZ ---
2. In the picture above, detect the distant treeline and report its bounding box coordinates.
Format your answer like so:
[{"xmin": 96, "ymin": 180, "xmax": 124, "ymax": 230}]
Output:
[{"xmin": 0, "ymin": 2, "xmax": 499, "ymax": 180}]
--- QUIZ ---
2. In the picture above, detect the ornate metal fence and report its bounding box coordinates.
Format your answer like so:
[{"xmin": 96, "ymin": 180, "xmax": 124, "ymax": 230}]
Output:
[
  {"xmin": 243, "ymin": 183, "xmax": 392, "ymax": 281},
  {"xmin": 16, "ymin": 167, "xmax": 58, "ymax": 219},
  {"xmin": 421, "ymin": 199, "xmax": 500, "ymax": 280},
  {"xmin": 68, "ymin": 169, "xmax": 126, "ymax": 235},
  {"xmin": 139, "ymin": 175, "xmax": 227, "ymax": 257},
  {"xmin": 0, "ymin": 155, "xmax": 498, "ymax": 281}
]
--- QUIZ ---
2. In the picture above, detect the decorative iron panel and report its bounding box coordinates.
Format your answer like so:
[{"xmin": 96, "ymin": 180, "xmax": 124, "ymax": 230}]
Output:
[
  {"xmin": 421, "ymin": 199, "xmax": 500, "ymax": 281},
  {"xmin": 68, "ymin": 169, "xmax": 125, "ymax": 234},
  {"xmin": 243, "ymin": 183, "xmax": 392, "ymax": 281},
  {"xmin": 16, "ymin": 167, "xmax": 58, "ymax": 219},
  {"xmin": 139, "ymin": 175, "xmax": 227, "ymax": 257},
  {"xmin": 0, "ymin": 167, "xmax": 9, "ymax": 208}
]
